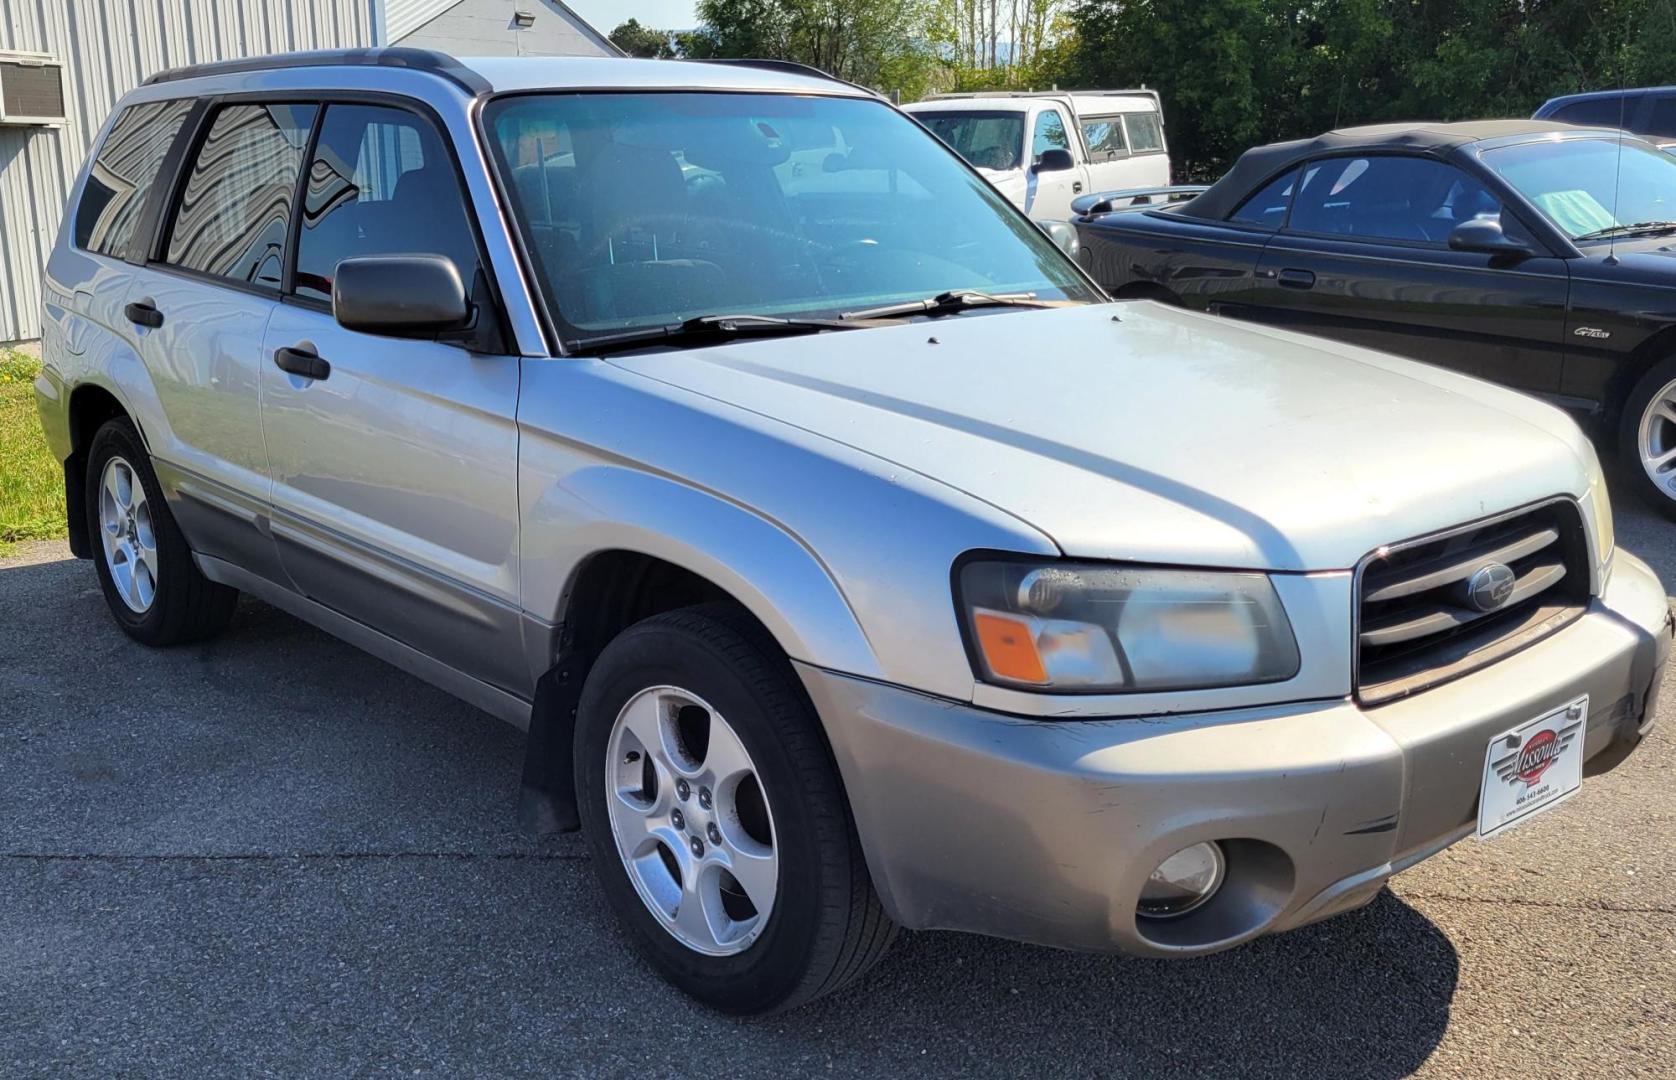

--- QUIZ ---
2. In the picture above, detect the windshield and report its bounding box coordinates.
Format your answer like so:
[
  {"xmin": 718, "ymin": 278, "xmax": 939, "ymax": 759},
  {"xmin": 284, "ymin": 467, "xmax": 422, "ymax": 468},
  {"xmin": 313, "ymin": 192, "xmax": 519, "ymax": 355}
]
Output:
[
  {"xmin": 914, "ymin": 110, "xmax": 1025, "ymax": 171},
  {"xmin": 1482, "ymin": 137, "xmax": 1676, "ymax": 239},
  {"xmin": 483, "ymin": 93, "xmax": 1091, "ymax": 346}
]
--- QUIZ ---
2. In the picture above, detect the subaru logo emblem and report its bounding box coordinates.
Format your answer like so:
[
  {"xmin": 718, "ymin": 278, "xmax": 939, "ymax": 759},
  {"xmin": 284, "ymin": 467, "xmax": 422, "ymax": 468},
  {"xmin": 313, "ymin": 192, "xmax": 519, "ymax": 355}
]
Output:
[{"xmin": 1466, "ymin": 562, "xmax": 1517, "ymax": 612}]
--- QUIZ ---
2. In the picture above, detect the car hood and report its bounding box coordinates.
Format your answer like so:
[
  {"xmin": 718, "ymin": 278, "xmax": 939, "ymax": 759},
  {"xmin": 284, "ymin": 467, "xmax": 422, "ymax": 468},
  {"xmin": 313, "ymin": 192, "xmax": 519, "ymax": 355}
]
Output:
[{"xmin": 608, "ymin": 303, "xmax": 1596, "ymax": 571}]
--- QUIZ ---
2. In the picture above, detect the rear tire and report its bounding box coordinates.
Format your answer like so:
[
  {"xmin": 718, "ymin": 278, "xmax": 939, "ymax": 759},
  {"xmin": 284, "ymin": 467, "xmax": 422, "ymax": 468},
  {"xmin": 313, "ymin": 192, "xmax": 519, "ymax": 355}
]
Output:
[
  {"xmin": 1618, "ymin": 357, "xmax": 1676, "ymax": 521},
  {"xmin": 574, "ymin": 604, "xmax": 896, "ymax": 1014},
  {"xmin": 85, "ymin": 418, "xmax": 237, "ymax": 645}
]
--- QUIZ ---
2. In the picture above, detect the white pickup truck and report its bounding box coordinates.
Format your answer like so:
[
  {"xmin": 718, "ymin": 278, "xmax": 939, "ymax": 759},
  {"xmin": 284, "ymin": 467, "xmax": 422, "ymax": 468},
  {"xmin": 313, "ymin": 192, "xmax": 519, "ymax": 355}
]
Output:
[{"xmin": 905, "ymin": 90, "xmax": 1171, "ymax": 219}]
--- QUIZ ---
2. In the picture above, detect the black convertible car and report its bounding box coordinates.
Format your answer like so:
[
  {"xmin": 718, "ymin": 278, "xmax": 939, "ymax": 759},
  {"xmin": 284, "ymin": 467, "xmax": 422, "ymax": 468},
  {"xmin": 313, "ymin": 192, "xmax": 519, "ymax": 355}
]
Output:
[{"xmin": 1073, "ymin": 119, "xmax": 1676, "ymax": 516}]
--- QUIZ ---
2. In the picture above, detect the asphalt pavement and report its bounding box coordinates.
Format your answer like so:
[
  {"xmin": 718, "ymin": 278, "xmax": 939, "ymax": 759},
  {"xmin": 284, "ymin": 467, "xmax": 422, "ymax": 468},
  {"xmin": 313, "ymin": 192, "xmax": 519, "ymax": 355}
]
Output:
[{"xmin": 2, "ymin": 486, "xmax": 1673, "ymax": 1078}]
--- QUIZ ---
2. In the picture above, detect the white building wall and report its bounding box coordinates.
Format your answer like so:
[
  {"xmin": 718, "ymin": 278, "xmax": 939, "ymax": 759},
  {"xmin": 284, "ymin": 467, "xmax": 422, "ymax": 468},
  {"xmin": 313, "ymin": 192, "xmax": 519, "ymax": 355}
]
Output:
[
  {"xmin": 395, "ymin": 0, "xmax": 617, "ymax": 58},
  {"xmin": 0, "ymin": 0, "xmax": 377, "ymax": 344}
]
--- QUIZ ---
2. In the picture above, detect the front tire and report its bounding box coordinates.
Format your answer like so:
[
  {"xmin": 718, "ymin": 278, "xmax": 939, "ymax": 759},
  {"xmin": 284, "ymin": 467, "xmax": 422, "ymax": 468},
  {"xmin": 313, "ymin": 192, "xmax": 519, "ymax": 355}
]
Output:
[
  {"xmin": 574, "ymin": 605, "xmax": 896, "ymax": 1014},
  {"xmin": 85, "ymin": 418, "xmax": 237, "ymax": 644}
]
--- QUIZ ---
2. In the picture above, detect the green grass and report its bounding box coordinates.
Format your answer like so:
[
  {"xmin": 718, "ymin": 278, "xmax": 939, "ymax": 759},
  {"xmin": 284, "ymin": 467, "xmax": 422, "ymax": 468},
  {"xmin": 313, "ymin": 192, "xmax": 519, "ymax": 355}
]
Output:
[{"xmin": 0, "ymin": 350, "xmax": 66, "ymax": 554}]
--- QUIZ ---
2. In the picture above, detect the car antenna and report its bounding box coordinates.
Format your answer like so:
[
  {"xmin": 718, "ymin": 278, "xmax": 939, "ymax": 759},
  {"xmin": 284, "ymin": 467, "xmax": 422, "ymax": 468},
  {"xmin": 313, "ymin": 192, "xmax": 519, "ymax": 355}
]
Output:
[{"xmin": 1607, "ymin": 78, "xmax": 1628, "ymax": 266}]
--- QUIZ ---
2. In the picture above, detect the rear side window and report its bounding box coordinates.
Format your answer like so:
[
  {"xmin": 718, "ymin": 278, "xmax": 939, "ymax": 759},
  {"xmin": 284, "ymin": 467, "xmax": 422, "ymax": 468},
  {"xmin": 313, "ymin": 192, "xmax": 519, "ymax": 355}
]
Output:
[
  {"xmin": 75, "ymin": 99, "xmax": 193, "ymax": 257},
  {"xmin": 1032, "ymin": 109, "xmax": 1070, "ymax": 162},
  {"xmin": 163, "ymin": 103, "xmax": 317, "ymax": 288},
  {"xmin": 1645, "ymin": 94, "xmax": 1676, "ymax": 139},
  {"xmin": 1228, "ymin": 167, "xmax": 1299, "ymax": 228},
  {"xmin": 1125, "ymin": 113, "xmax": 1165, "ymax": 153},
  {"xmin": 292, "ymin": 104, "xmax": 480, "ymax": 304},
  {"xmin": 1080, "ymin": 115, "xmax": 1127, "ymax": 161},
  {"xmin": 1552, "ymin": 96, "xmax": 1632, "ymax": 127}
]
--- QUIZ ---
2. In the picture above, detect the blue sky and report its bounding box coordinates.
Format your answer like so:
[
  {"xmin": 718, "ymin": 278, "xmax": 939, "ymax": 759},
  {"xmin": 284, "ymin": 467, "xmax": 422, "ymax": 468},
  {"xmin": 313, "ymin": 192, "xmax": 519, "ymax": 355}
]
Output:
[{"xmin": 568, "ymin": 0, "xmax": 699, "ymax": 33}]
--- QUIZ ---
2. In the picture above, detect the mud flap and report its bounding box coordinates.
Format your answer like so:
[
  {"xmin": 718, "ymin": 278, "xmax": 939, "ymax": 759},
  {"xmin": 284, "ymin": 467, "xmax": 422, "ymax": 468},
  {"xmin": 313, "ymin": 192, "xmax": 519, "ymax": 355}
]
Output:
[{"xmin": 515, "ymin": 651, "xmax": 591, "ymax": 835}]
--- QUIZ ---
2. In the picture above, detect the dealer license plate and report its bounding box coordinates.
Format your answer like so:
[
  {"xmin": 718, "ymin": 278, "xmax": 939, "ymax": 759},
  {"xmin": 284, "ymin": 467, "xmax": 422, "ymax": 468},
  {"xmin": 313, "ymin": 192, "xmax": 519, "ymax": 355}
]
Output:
[{"xmin": 1477, "ymin": 695, "xmax": 1587, "ymax": 840}]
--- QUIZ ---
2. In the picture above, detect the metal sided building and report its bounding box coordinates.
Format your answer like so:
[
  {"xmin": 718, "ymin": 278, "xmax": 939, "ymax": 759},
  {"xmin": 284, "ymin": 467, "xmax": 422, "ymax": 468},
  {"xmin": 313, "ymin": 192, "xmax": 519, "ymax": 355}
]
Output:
[{"xmin": 0, "ymin": 0, "xmax": 617, "ymax": 345}]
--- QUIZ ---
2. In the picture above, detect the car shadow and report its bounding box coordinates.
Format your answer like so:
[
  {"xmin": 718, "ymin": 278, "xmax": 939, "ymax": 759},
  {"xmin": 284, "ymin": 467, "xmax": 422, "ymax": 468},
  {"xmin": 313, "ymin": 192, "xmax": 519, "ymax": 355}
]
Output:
[{"xmin": 1, "ymin": 549, "xmax": 1459, "ymax": 1077}]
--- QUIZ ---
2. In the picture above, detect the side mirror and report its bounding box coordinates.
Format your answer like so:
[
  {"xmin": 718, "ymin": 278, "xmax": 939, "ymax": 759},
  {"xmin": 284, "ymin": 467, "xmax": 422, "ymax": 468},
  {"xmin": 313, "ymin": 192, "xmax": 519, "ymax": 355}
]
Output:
[
  {"xmin": 1037, "ymin": 219, "xmax": 1081, "ymax": 260},
  {"xmin": 1035, "ymin": 148, "xmax": 1075, "ymax": 173},
  {"xmin": 1448, "ymin": 217, "xmax": 1533, "ymax": 257},
  {"xmin": 333, "ymin": 255, "xmax": 472, "ymax": 337}
]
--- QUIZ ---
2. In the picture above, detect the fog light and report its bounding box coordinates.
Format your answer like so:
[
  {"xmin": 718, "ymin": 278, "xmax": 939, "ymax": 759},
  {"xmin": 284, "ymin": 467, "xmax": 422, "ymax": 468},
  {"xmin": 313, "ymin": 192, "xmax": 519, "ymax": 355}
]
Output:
[{"xmin": 1138, "ymin": 842, "xmax": 1225, "ymax": 919}]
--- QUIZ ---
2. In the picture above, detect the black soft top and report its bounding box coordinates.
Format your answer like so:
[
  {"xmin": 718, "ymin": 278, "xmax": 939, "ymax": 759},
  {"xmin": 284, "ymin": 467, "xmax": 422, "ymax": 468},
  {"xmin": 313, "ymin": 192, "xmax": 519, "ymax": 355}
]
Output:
[{"xmin": 1176, "ymin": 119, "xmax": 1602, "ymax": 220}]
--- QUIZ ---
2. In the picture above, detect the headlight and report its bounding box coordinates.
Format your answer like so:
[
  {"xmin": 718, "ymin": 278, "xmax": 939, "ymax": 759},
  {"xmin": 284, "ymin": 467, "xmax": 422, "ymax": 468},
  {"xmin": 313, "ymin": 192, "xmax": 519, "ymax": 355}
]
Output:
[{"xmin": 957, "ymin": 560, "xmax": 1301, "ymax": 692}]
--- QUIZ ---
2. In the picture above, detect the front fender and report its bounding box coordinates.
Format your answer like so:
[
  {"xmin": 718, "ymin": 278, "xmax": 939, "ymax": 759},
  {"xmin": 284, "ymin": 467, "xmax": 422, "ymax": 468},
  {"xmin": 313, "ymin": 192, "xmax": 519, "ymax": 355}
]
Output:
[{"xmin": 525, "ymin": 463, "xmax": 884, "ymax": 684}]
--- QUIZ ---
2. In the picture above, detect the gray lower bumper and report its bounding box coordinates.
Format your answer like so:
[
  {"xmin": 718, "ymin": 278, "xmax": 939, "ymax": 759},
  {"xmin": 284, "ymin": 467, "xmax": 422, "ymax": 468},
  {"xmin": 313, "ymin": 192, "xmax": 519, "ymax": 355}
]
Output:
[{"xmin": 797, "ymin": 550, "xmax": 1671, "ymax": 957}]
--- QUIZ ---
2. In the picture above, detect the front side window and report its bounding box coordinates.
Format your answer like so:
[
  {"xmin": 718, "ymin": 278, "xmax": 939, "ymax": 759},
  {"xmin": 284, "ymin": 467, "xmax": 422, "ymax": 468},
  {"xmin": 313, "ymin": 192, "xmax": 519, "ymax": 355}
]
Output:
[
  {"xmin": 916, "ymin": 110, "xmax": 1023, "ymax": 172},
  {"xmin": 1288, "ymin": 156, "xmax": 1502, "ymax": 243},
  {"xmin": 1228, "ymin": 167, "xmax": 1299, "ymax": 229},
  {"xmin": 1484, "ymin": 137, "xmax": 1676, "ymax": 239},
  {"xmin": 483, "ymin": 92, "xmax": 1095, "ymax": 345},
  {"xmin": 164, "ymin": 103, "xmax": 316, "ymax": 287},
  {"xmin": 75, "ymin": 99, "xmax": 193, "ymax": 257},
  {"xmin": 1080, "ymin": 116, "xmax": 1127, "ymax": 161},
  {"xmin": 1124, "ymin": 113, "xmax": 1165, "ymax": 153},
  {"xmin": 1032, "ymin": 109, "xmax": 1070, "ymax": 162},
  {"xmin": 293, "ymin": 104, "xmax": 480, "ymax": 304}
]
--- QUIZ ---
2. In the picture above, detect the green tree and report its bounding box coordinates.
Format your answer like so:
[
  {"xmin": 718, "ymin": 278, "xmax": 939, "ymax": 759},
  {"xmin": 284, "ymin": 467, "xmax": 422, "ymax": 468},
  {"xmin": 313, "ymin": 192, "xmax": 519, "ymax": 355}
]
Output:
[{"xmin": 610, "ymin": 18, "xmax": 680, "ymax": 58}]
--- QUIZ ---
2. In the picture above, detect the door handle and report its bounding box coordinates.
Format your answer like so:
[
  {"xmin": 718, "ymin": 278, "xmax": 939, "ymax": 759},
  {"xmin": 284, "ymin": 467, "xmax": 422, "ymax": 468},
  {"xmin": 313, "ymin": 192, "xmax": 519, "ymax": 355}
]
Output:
[
  {"xmin": 124, "ymin": 300, "xmax": 163, "ymax": 328},
  {"xmin": 274, "ymin": 345, "xmax": 330, "ymax": 381},
  {"xmin": 1072, "ymin": 181, "xmax": 1084, "ymax": 193},
  {"xmin": 1277, "ymin": 268, "xmax": 1316, "ymax": 290}
]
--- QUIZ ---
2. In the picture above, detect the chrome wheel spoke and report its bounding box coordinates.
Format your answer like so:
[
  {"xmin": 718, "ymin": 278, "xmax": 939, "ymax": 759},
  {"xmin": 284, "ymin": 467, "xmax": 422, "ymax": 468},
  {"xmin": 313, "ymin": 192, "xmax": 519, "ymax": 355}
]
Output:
[
  {"xmin": 724, "ymin": 845, "xmax": 778, "ymax": 915},
  {"xmin": 701, "ymin": 713, "xmax": 755, "ymax": 789},
  {"xmin": 672, "ymin": 870, "xmax": 722, "ymax": 948}
]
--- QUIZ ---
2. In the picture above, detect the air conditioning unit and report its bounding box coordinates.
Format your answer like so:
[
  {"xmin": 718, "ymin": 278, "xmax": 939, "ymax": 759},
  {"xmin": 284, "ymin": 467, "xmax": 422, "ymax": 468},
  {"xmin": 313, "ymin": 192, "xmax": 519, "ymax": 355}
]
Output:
[{"xmin": 0, "ymin": 51, "xmax": 66, "ymax": 126}]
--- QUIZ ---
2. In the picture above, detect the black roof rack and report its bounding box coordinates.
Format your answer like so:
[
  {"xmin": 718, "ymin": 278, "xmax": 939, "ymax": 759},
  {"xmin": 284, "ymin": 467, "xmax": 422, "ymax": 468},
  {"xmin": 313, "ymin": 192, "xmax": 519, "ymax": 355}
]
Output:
[{"xmin": 143, "ymin": 47, "xmax": 489, "ymax": 94}]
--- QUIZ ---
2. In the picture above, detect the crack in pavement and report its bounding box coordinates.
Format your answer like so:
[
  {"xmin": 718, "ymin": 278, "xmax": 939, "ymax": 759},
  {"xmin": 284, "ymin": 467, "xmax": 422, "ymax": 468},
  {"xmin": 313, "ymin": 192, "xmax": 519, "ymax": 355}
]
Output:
[{"xmin": 1398, "ymin": 890, "xmax": 1676, "ymax": 915}]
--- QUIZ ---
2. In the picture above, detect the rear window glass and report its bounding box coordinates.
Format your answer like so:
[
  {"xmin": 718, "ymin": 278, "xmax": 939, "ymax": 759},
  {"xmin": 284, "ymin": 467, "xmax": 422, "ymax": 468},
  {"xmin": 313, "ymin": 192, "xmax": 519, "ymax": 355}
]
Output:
[
  {"xmin": 1080, "ymin": 115, "xmax": 1127, "ymax": 161},
  {"xmin": 1125, "ymin": 113, "xmax": 1165, "ymax": 153},
  {"xmin": 75, "ymin": 99, "xmax": 193, "ymax": 257},
  {"xmin": 163, "ymin": 103, "xmax": 316, "ymax": 288}
]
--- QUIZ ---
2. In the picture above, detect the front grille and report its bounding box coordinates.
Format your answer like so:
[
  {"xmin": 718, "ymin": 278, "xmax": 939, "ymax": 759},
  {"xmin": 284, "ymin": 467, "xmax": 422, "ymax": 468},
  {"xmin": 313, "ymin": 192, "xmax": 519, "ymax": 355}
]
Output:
[{"xmin": 1356, "ymin": 501, "xmax": 1589, "ymax": 706}]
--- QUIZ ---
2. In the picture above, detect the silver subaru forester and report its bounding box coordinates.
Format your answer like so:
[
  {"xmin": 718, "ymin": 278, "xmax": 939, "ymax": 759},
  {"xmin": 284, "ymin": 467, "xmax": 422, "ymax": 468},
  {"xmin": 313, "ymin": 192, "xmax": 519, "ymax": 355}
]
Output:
[{"xmin": 35, "ymin": 49, "xmax": 1671, "ymax": 1014}]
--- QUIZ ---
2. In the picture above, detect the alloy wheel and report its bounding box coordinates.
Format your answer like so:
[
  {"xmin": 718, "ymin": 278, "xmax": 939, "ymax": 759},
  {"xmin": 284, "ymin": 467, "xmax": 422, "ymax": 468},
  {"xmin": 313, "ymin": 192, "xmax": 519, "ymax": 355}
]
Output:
[
  {"xmin": 605, "ymin": 685, "xmax": 779, "ymax": 956},
  {"xmin": 98, "ymin": 455, "xmax": 158, "ymax": 614}
]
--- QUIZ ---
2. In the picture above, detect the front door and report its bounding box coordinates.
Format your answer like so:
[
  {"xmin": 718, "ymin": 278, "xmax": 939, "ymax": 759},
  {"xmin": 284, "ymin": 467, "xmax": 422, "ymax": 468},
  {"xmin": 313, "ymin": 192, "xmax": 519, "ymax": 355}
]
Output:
[
  {"xmin": 1247, "ymin": 154, "xmax": 1570, "ymax": 393},
  {"xmin": 258, "ymin": 101, "xmax": 525, "ymax": 693},
  {"xmin": 1024, "ymin": 106, "xmax": 1085, "ymax": 219}
]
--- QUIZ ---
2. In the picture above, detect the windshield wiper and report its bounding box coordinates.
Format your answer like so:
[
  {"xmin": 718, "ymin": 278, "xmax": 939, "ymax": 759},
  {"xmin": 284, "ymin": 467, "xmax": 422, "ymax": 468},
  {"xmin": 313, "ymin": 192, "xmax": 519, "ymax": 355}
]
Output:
[
  {"xmin": 573, "ymin": 313, "xmax": 861, "ymax": 356},
  {"xmin": 1576, "ymin": 220, "xmax": 1676, "ymax": 240},
  {"xmin": 840, "ymin": 289, "xmax": 1053, "ymax": 321}
]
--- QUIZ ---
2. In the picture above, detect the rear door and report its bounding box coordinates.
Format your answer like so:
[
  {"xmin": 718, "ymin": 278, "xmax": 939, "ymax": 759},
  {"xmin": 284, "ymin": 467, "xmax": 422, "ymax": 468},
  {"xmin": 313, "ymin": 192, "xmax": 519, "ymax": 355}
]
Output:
[
  {"xmin": 122, "ymin": 100, "xmax": 318, "ymax": 581},
  {"xmin": 1023, "ymin": 104, "xmax": 1086, "ymax": 218},
  {"xmin": 1248, "ymin": 154, "xmax": 1570, "ymax": 392},
  {"xmin": 258, "ymin": 100, "xmax": 524, "ymax": 693}
]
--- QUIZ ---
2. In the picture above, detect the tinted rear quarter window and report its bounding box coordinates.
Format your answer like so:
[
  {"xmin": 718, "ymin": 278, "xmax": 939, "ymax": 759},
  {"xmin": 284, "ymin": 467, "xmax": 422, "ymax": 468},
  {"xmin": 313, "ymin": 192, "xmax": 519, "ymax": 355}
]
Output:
[
  {"xmin": 1645, "ymin": 94, "xmax": 1676, "ymax": 139},
  {"xmin": 1552, "ymin": 96, "xmax": 1633, "ymax": 127},
  {"xmin": 164, "ymin": 103, "xmax": 316, "ymax": 288},
  {"xmin": 75, "ymin": 99, "xmax": 194, "ymax": 257},
  {"xmin": 1228, "ymin": 167, "xmax": 1298, "ymax": 228}
]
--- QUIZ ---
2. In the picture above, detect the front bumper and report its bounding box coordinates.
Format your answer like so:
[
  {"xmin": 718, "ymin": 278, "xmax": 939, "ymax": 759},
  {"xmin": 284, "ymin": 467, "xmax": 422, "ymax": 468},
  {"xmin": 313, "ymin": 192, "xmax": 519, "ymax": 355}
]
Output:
[{"xmin": 798, "ymin": 550, "xmax": 1671, "ymax": 957}]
